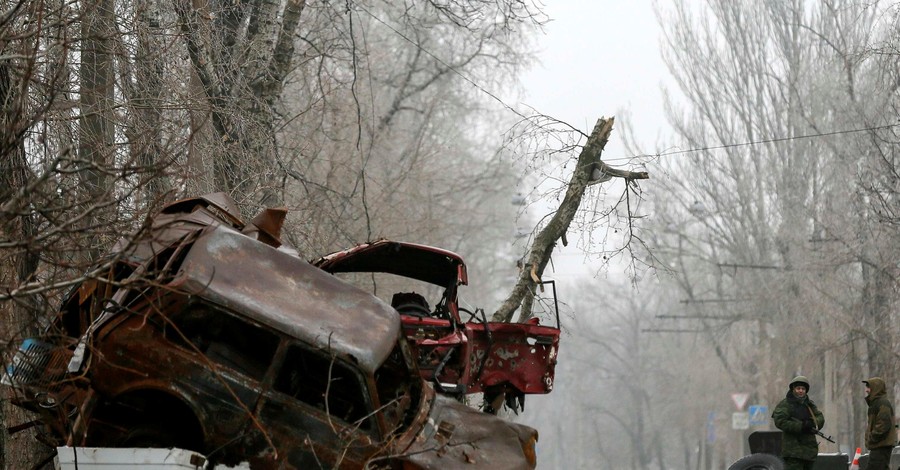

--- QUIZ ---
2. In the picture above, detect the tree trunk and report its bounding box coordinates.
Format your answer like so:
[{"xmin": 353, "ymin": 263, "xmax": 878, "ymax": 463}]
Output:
[
  {"xmin": 78, "ymin": 0, "xmax": 116, "ymax": 261},
  {"xmin": 131, "ymin": 0, "xmax": 171, "ymax": 205},
  {"xmin": 0, "ymin": 37, "xmax": 46, "ymax": 470},
  {"xmin": 173, "ymin": 0, "xmax": 306, "ymax": 212}
]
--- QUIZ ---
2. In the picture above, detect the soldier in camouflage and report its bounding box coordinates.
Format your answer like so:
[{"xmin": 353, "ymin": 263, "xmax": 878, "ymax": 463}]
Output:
[
  {"xmin": 863, "ymin": 377, "xmax": 897, "ymax": 470},
  {"xmin": 772, "ymin": 375, "xmax": 825, "ymax": 470}
]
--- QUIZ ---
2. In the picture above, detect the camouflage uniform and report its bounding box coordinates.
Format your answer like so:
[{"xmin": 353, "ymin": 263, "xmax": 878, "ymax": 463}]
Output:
[
  {"xmin": 863, "ymin": 377, "xmax": 897, "ymax": 470},
  {"xmin": 772, "ymin": 376, "xmax": 824, "ymax": 470}
]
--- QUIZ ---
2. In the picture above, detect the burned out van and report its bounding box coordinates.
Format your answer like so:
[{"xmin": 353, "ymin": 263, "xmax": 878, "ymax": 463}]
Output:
[{"xmin": 2, "ymin": 194, "xmax": 538, "ymax": 469}]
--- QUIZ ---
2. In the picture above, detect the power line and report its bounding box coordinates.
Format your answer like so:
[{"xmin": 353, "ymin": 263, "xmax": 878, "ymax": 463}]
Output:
[
  {"xmin": 604, "ymin": 122, "xmax": 900, "ymax": 163},
  {"xmin": 718, "ymin": 263, "xmax": 784, "ymax": 271},
  {"xmin": 657, "ymin": 314, "xmax": 742, "ymax": 319},
  {"xmin": 677, "ymin": 298, "xmax": 754, "ymax": 304},
  {"xmin": 641, "ymin": 328, "xmax": 706, "ymax": 333}
]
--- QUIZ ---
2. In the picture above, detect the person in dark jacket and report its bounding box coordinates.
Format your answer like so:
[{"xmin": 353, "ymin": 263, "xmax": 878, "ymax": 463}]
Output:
[
  {"xmin": 863, "ymin": 377, "xmax": 897, "ymax": 470},
  {"xmin": 772, "ymin": 375, "xmax": 825, "ymax": 470}
]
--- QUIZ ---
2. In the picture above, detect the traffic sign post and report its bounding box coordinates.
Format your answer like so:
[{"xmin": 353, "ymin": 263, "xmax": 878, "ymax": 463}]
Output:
[
  {"xmin": 731, "ymin": 392, "xmax": 750, "ymax": 410},
  {"xmin": 748, "ymin": 405, "xmax": 768, "ymax": 426},
  {"xmin": 732, "ymin": 412, "xmax": 749, "ymax": 430}
]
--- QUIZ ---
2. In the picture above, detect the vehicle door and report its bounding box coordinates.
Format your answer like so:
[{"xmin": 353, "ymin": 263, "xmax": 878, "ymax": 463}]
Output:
[
  {"xmin": 255, "ymin": 343, "xmax": 379, "ymax": 469},
  {"xmin": 161, "ymin": 302, "xmax": 279, "ymax": 459}
]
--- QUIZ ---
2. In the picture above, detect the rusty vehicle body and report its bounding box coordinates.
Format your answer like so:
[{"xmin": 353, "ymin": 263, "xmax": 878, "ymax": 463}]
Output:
[
  {"xmin": 2, "ymin": 194, "xmax": 538, "ymax": 469},
  {"xmin": 311, "ymin": 240, "xmax": 561, "ymax": 412}
]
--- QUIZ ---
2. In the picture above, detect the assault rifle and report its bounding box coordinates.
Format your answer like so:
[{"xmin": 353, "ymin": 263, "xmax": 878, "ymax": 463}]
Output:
[{"xmin": 792, "ymin": 417, "xmax": 835, "ymax": 443}]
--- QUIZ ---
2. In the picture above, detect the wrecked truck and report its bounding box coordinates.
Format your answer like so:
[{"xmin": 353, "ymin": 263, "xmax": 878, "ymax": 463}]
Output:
[
  {"xmin": 2, "ymin": 193, "xmax": 538, "ymax": 469},
  {"xmin": 311, "ymin": 241, "xmax": 560, "ymax": 413}
]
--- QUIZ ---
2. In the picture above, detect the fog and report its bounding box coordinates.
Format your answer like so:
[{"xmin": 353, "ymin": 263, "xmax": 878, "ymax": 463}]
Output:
[
  {"xmin": 2, "ymin": 0, "xmax": 899, "ymax": 468},
  {"xmin": 510, "ymin": 1, "xmax": 900, "ymax": 468}
]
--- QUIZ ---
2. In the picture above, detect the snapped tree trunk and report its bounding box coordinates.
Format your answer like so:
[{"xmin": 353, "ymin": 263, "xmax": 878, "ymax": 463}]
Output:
[{"xmin": 491, "ymin": 117, "xmax": 649, "ymax": 323}]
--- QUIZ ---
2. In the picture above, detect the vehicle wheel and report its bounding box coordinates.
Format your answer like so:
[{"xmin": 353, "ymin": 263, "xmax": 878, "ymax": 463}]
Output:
[
  {"xmin": 395, "ymin": 303, "xmax": 430, "ymax": 317},
  {"xmin": 87, "ymin": 391, "xmax": 205, "ymax": 452},
  {"xmin": 727, "ymin": 453, "xmax": 784, "ymax": 470}
]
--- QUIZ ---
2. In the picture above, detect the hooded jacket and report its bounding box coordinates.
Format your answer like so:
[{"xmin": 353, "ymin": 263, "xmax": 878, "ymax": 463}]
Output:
[
  {"xmin": 772, "ymin": 385, "xmax": 824, "ymax": 461},
  {"xmin": 864, "ymin": 377, "xmax": 897, "ymax": 450}
]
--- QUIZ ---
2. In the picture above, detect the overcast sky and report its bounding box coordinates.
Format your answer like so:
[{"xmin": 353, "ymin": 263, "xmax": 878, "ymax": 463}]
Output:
[
  {"xmin": 519, "ymin": 1, "xmax": 671, "ymax": 160},
  {"xmin": 511, "ymin": 1, "xmax": 676, "ymax": 282},
  {"xmin": 513, "ymin": 2, "xmax": 675, "ymax": 443}
]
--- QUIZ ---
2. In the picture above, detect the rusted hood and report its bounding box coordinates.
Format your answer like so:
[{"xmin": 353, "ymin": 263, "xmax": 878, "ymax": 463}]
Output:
[
  {"xmin": 174, "ymin": 225, "xmax": 400, "ymax": 373},
  {"xmin": 312, "ymin": 239, "xmax": 468, "ymax": 288}
]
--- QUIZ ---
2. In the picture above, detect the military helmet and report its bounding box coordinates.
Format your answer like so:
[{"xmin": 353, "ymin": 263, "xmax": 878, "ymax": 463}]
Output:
[{"xmin": 789, "ymin": 375, "xmax": 810, "ymax": 391}]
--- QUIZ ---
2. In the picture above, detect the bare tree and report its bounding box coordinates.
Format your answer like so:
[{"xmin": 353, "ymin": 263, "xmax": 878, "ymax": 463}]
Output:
[
  {"xmin": 0, "ymin": 1, "xmax": 553, "ymax": 465},
  {"xmin": 0, "ymin": 0, "xmax": 678, "ymax": 467},
  {"xmin": 641, "ymin": 0, "xmax": 900, "ymax": 462},
  {"xmin": 0, "ymin": 12, "xmax": 42, "ymax": 470},
  {"xmin": 78, "ymin": 0, "xmax": 118, "ymax": 261},
  {"xmin": 270, "ymin": 0, "xmax": 549, "ymax": 304},
  {"xmin": 0, "ymin": 1, "xmax": 194, "ymax": 464},
  {"xmin": 171, "ymin": 0, "xmax": 306, "ymax": 209},
  {"xmin": 125, "ymin": 0, "xmax": 172, "ymax": 204}
]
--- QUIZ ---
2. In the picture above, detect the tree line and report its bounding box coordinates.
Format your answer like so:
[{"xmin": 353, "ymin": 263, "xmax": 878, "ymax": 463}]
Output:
[
  {"xmin": 0, "ymin": 1, "xmax": 560, "ymax": 467},
  {"xmin": 525, "ymin": 1, "xmax": 900, "ymax": 468}
]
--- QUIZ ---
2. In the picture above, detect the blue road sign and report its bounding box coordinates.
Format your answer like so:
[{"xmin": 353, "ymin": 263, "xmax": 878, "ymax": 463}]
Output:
[{"xmin": 748, "ymin": 405, "xmax": 768, "ymax": 426}]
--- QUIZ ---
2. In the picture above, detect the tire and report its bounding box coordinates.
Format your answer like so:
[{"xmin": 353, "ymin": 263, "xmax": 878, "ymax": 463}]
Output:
[{"xmin": 727, "ymin": 453, "xmax": 785, "ymax": 470}]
